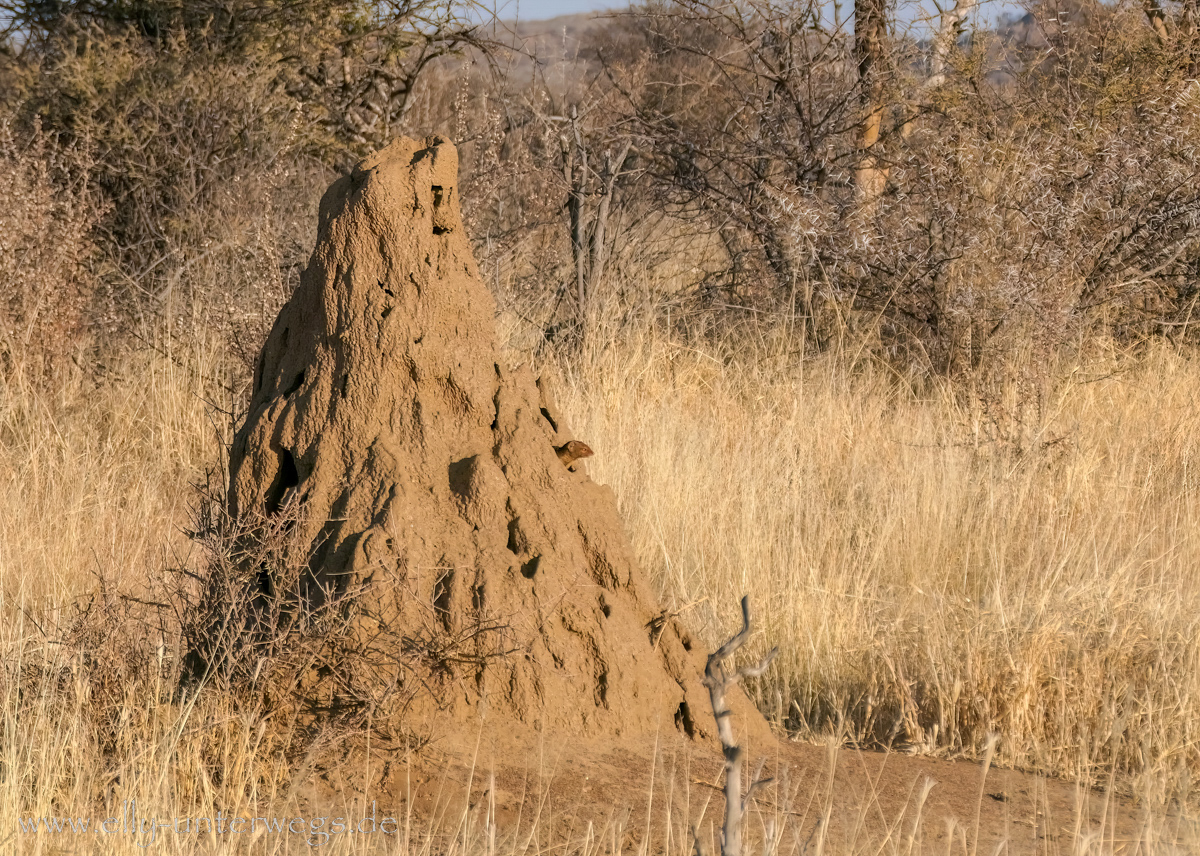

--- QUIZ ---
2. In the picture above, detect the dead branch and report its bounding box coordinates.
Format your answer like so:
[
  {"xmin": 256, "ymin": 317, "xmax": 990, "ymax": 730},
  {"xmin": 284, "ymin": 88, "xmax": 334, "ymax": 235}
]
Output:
[{"xmin": 702, "ymin": 595, "xmax": 778, "ymax": 856}]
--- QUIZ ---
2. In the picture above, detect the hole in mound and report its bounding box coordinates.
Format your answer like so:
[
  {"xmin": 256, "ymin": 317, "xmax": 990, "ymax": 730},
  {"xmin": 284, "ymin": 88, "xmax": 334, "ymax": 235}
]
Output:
[
  {"xmin": 283, "ymin": 370, "xmax": 306, "ymax": 397},
  {"xmin": 680, "ymin": 632, "xmax": 693, "ymax": 652},
  {"xmin": 340, "ymin": 374, "xmax": 350, "ymax": 398},
  {"xmin": 431, "ymin": 185, "xmax": 449, "ymax": 234},
  {"xmin": 539, "ymin": 407, "xmax": 558, "ymax": 432},
  {"xmin": 491, "ymin": 367, "xmax": 502, "ymax": 430},
  {"xmin": 520, "ymin": 556, "xmax": 540, "ymax": 579},
  {"xmin": 506, "ymin": 519, "xmax": 521, "ymax": 555},
  {"xmin": 598, "ymin": 595, "xmax": 611, "ymax": 619},
  {"xmin": 254, "ymin": 350, "xmax": 267, "ymax": 395},
  {"xmin": 596, "ymin": 670, "xmax": 609, "ymax": 707},
  {"xmin": 264, "ymin": 448, "xmax": 300, "ymax": 514},
  {"xmin": 647, "ymin": 614, "xmax": 666, "ymax": 647},
  {"xmin": 675, "ymin": 701, "xmax": 696, "ymax": 738},
  {"xmin": 448, "ymin": 456, "xmax": 475, "ymax": 499}
]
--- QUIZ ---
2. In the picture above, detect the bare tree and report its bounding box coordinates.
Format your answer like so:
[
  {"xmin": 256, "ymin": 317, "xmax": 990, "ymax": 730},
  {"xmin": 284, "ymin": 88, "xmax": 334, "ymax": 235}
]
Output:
[
  {"xmin": 2, "ymin": 0, "xmax": 490, "ymax": 157},
  {"xmin": 291, "ymin": 1, "xmax": 491, "ymax": 153},
  {"xmin": 559, "ymin": 105, "xmax": 633, "ymax": 321},
  {"xmin": 604, "ymin": 0, "xmax": 861, "ymax": 314}
]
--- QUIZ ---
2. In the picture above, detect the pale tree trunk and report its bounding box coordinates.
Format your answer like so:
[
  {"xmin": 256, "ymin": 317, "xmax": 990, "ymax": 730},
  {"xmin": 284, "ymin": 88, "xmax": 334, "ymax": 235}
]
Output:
[
  {"xmin": 1143, "ymin": 0, "xmax": 1171, "ymax": 46},
  {"xmin": 587, "ymin": 142, "xmax": 632, "ymax": 292},
  {"xmin": 855, "ymin": 0, "xmax": 890, "ymax": 211},
  {"xmin": 929, "ymin": 0, "xmax": 978, "ymax": 87},
  {"xmin": 900, "ymin": 0, "xmax": 975, "ymax": 141},
  {"xmin": 560, "ymin": 106, "xmax": 588, "ymax": 318},
  {"xmin": 1185, "ymin": 0, "xmax": 1200, "ymax": 76}
]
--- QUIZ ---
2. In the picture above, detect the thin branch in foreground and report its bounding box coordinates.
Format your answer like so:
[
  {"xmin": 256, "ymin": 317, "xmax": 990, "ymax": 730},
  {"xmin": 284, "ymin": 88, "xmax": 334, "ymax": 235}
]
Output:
[{"xmin": 701, "ymin": 595, "xmax": 778, "ymax": 856}]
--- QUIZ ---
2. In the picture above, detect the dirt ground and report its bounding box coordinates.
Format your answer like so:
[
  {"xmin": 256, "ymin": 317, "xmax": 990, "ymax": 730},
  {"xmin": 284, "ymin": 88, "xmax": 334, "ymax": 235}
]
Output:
[{"xmin": 305, "ymin": 725, "xmax": 1188, "ymax": 855}]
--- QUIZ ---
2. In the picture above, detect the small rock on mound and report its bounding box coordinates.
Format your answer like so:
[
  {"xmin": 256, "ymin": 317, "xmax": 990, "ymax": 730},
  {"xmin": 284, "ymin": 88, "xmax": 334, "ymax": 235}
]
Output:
[{"xmin": 220, "ymin": 136, "xmax": 769, "ymax": 745}]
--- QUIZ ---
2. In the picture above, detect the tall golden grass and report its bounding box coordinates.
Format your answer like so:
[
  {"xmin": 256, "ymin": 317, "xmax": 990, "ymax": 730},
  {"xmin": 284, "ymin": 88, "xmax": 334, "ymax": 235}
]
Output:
[
  {"xmin": 4, "ymin": 318, "xmax": 1200, "ymax": 850},
  {"xmin": 545, "ymin": 323, "xmax": 1200, "ymax": 797}
]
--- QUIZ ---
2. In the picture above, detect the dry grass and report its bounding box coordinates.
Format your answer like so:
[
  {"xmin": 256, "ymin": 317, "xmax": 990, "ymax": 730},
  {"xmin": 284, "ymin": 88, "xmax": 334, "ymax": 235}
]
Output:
[
  {"xmin": 548, "ymin": 323, "xmax": 1200, "ymax": 797},
  {"xmin": 0, "ymin": 336, "xmax": 225, "ymax": 608},
  {"xmin": 4, "ymin": 318, "xmax": 1200, "ymax": 851}
]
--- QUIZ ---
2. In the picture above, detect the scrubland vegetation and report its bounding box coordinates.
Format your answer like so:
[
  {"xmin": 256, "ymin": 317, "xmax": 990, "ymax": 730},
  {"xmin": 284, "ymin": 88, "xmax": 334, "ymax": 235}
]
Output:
[{"xmin": 4, "ymin": 0, "xmax": 1200, "ymax": 850}]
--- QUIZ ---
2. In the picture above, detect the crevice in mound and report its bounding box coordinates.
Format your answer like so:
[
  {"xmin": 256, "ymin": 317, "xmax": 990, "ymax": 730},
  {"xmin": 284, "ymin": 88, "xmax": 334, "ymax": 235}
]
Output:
[
  {"xmin": 283, "ymin": 370, "xmax": 306, "ymax": 397},
  {"xmin": 448, "ymin": 456, "xmax": 475, "ymax": 500},
  {"xmin": 536, "ymin": 378, "xmax": 561, "ymax": 434},
  {"xmin": 647, "ymin": 613, "xmax": 667, "ymax": 648},
  {"xmin": 675, "ymin": 701, "xmax": 696, "ymax": 738},
  {"xmin": 490, "ymin": 366, "xmax": 501, "ymax": 431},
  {"xmin": 506, "ymin": 514, "xmax": 522, "ymax": 555},
  {"xmin": 520, "ymin": 556, "xmax": 540, "ymax": 579},
  {"xmin": 255, "ymin": 350, "xmax": 267, "ymax": 395},
  {"xmin": 431, "ymin": 185, "xmax": 452, "ymax": 234},
  {"xmin": 265, "ymin": 448, "xmax": 300, "ymax": 514}
]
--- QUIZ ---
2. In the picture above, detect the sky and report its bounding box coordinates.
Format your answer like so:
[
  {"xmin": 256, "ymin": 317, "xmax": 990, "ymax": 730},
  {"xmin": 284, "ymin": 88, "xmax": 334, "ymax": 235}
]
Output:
[
  {"xmin": 480, "ymin": 0, "xmax": 1026, "ymax": 35},
  {"xmin": 481, "ymin": 0, "xmax": 627, "ymax": 20}
]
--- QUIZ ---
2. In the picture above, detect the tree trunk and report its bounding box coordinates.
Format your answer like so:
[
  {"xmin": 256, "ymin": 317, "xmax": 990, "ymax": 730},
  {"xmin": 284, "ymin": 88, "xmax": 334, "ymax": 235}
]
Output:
[
  {"xmin": 854, "ymin": 0, "xmax": 890, "ymax": 211},
  {"xmin": 1143, "ymin": 0, "xmax": 1171, "ymax": 46},
  {"xmin": 560, "ymin": 106, "xmax": 588, "ymax": 319},
  {"xmin": 929, "ymin": 0, "xmax": 977, "ymax": 86},
  {"xmin": 587, "ymin": 142, "xmax": 631, "ymax": 296}
]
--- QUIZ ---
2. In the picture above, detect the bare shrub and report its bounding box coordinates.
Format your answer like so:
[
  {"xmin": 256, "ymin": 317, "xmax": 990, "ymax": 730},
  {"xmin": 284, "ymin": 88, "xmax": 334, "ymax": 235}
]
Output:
[
  {"xmin": 7, "ymin": 1, "xmax": 484, "ymax": 350},
  {"xmin": 471, "ymin": 0, "xmax": 1200, "ymax": 386},
  {"xmin": 180, "ymin": 476, "xmax": 517, "ymax": 746},
  {"xmin": 0, "ymin": 116, "xmax": 102, "ymax": 380},
  {"xmin": 18, "ymin": 28, "xmax": 318, "ymax": 339}
]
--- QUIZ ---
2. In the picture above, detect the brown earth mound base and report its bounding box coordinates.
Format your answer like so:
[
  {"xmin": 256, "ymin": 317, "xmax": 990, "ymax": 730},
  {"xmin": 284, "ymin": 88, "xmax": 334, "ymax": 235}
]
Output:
[{"xmin": 214, "ymin": 135, "xmax": 769, "ymax": 746}]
